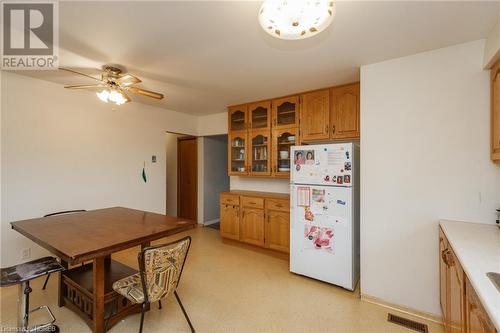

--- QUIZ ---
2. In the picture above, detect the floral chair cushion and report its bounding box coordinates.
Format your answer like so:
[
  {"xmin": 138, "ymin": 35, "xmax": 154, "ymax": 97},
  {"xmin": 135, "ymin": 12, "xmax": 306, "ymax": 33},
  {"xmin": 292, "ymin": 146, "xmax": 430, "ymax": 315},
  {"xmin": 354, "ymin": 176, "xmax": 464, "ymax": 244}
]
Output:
[{"xmin": 113, "ymin": 238, "xmax": 190, "ymax": 304}]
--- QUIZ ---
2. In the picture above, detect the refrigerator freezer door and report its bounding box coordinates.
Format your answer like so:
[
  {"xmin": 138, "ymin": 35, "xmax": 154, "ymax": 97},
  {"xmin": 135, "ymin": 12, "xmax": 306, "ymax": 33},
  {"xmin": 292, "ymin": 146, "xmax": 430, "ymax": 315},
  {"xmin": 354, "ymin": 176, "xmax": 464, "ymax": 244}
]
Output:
[
  {"xmin": 291, "ymin": 143, "xmax": 353, "ymax": 186},
  {"xmin": 290, "ymin": 184, "xmax": 353, "ymax": 289}
]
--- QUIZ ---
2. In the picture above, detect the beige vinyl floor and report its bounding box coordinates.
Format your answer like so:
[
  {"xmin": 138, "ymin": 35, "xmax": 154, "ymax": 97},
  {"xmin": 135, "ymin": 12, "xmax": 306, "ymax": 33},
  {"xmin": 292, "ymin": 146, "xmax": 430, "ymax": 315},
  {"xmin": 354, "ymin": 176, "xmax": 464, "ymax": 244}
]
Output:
[{"xmin": 1, "ymin": 226, "xmax": 444, "ymax": 333}]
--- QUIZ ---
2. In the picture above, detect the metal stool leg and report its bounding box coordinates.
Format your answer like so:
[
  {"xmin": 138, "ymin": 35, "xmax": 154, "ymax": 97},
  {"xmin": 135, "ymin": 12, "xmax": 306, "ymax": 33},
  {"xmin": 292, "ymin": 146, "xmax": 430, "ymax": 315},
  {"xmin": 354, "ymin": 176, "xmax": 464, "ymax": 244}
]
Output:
[
  {"xmin": 18, "ymin": 281, "xmax": 31, "ymax": 329},
  {"xmin": 174, "ymin": 291, "xmax": 195, "ymax": 333},
  {"xmin": 42, "ymin": 274, "xmax": 50, "ymax": 290}
]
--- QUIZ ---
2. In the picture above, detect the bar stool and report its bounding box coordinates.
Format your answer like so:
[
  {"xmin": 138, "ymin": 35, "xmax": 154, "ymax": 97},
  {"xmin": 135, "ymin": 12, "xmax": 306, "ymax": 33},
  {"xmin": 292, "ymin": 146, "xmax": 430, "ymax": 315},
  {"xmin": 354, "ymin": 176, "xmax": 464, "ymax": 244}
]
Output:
[{"xmin": 0, "ymin": 256, "xmax": 65, "ymax": 332}]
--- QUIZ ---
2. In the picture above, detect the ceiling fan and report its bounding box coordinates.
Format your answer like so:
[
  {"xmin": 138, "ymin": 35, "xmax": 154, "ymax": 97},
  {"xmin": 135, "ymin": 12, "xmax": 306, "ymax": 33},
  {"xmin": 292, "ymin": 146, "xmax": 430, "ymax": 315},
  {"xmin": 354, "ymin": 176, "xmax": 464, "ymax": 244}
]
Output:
[{"xmin": 62, "ymin": 66, "xmax": 164, "ymax": 105}]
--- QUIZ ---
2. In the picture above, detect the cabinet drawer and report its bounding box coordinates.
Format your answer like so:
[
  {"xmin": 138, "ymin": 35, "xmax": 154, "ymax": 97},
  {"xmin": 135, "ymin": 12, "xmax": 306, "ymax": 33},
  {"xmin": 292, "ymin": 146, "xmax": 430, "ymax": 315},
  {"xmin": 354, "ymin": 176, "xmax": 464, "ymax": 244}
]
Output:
[
  {"xmin": 266, "ymin": 199, "xmax": 289, "ymax": 212},
  {"xmin": 241, "ymin": 196, "xmax": 264, "ymax": 209},
  {"xmin": 221, "ymin": 194, "xmax": 239, "ymax": 206}
]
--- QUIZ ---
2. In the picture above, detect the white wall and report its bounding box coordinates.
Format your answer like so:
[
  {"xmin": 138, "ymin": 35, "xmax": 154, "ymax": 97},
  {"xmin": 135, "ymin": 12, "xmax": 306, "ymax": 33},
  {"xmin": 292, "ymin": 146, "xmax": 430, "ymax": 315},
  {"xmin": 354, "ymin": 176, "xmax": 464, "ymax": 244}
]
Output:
[
  {"xmin": 1, "ymin": 72, "xmax": 198, "ymax": 267},
  {"xmin": 230, "ymin": 177, "xmax": 289, "ymax": 193},
  {"xmin": 197, "ymin": 112, "xmax": 227, "ymax": 136},
  {"xmin": 360, "ymin": 40, "xmax": 500, "ymax": 316},
  {"xmin": 203, "ymin": 135, "xmax": 230, "ymax": 224}
]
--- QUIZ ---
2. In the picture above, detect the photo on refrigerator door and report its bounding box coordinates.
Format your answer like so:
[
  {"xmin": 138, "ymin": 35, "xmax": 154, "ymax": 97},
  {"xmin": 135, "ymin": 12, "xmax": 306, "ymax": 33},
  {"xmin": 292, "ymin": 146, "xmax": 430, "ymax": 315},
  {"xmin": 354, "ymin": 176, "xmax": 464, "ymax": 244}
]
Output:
[{"xmin": 303, "ymin": 225, "xmax": 335, "ymax": 254}]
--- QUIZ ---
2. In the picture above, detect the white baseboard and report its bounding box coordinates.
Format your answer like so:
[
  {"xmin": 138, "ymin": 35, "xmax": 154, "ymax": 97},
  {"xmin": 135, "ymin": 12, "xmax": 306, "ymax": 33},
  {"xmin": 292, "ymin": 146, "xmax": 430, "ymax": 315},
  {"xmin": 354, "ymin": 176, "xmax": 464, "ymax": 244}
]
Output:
[
  {"xmin": 360, "ymin": 294, "xmax": 443, "ymax": 325},
  {"xmin": 204, "ymin": 219, "xmax": 220, "ymax": 226}
]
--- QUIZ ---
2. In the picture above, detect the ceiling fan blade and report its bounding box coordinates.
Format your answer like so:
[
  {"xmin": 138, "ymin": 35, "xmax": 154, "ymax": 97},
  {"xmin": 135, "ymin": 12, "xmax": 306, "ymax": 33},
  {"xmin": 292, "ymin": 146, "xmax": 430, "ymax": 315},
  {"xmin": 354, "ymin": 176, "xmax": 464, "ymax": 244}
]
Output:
[
  {"xmin": 121, "ymin": 90, "xmax": 132, "ymax": 103},
  {"xmin": 127, "ymin": 86, "xmax": 164, "ymax": 100},
  {"xmin": 64, "ymin": 84, "xmax": 103, "ymax": 90},
  {"xmin": 116, "ymin": 74, "xmax": 141, "ymax": 86},
  {"xmin": 59, "ymin": 67, "xmax": 102, "ymax": 82}
]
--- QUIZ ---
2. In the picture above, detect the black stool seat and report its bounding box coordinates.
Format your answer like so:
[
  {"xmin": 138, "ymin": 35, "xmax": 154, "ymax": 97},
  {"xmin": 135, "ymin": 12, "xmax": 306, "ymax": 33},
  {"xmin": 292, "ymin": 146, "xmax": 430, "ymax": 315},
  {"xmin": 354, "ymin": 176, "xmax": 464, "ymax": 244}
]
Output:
[{"xmin": 0, "ymin": 257, "xmax": 65, "ymax": 287}]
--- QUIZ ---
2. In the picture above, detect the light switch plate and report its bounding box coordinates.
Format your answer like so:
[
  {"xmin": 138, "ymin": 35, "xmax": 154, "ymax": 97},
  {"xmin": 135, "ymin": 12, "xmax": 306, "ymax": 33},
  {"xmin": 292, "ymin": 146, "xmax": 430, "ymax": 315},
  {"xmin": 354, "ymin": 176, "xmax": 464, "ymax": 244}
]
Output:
[{"xmin": 152, "ymin": 155, "xmax": 157, "ymax": 163}]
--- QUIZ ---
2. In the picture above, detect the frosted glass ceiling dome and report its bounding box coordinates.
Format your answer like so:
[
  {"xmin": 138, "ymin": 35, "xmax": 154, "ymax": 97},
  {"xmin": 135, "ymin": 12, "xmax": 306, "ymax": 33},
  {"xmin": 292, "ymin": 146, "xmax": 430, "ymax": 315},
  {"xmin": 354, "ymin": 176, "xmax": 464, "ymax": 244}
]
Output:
[{"xmin": 259, "ymin": 0, "xmax": 335, "ymax": 40}]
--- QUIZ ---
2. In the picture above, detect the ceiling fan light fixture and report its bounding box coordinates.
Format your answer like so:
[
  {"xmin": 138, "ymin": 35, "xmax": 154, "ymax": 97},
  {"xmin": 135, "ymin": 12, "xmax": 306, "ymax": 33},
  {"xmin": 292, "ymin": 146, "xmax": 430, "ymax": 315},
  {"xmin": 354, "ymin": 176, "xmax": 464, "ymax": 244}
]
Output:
[
  {"xmin": 96, "ymin": 90, "xmax": 110, "ymax": 103},
  {"xmin": 259, "ymin": 0, "xmax": 335, "ymax": 40},
  {"xmin": 108, "ymin": 89, "xmax": 127, "ymax": 105},
  {"xmin": 96, "ymin": 89, "xmax": 128, "ymax": 105}
]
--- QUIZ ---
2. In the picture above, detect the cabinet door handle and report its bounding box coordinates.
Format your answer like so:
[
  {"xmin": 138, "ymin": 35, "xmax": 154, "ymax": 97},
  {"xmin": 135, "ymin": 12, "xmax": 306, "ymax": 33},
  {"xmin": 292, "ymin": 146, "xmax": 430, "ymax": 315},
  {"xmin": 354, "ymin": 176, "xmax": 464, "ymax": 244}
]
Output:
[
  {"xmin": 332, "ymin": 125, "xmax": 335, "ymax": 134},
  {"xmin": 325, "ymin": 124, "xmax": 329, "ymax": 132}
]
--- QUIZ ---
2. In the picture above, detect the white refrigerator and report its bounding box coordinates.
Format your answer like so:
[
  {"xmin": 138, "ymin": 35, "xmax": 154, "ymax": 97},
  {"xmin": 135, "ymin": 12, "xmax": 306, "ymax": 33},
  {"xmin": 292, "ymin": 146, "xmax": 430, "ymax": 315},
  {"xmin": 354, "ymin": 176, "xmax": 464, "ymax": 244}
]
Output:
[{"xmin": 290, "ymin": 143, "xmax": 359, "ymax": 290}]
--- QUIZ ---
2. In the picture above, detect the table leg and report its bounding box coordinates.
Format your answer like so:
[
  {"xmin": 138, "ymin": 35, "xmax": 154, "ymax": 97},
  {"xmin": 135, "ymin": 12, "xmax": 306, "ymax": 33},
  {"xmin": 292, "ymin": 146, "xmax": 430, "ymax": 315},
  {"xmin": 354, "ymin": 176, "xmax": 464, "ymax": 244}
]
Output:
[
  {"xmin": 58, "ymin": 259, "xmax": 68, "ymax": 307},
  {"xmin": 93, "ymin": 257, "xmax": 105, "ymax": 333},
  {"xmin": 141, "ymin": 241, "xmax": 150, "ymax": 251}
]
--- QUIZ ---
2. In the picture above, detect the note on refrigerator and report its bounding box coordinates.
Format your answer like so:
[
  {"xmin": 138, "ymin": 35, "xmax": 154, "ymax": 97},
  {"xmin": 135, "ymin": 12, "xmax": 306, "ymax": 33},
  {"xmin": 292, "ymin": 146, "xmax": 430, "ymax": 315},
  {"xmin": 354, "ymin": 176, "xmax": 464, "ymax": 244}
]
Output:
[{"xmin": 297, "ymin": 186, "xmax": 310, "ymax": 207}]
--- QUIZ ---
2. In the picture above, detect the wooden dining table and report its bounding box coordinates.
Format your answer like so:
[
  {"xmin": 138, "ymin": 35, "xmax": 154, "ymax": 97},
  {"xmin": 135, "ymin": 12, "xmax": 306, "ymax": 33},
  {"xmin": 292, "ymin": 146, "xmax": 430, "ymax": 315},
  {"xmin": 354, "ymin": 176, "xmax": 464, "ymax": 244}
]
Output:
[{"xmin": 10, "ymin": 207, "xmax": 196, "ymax": 333}]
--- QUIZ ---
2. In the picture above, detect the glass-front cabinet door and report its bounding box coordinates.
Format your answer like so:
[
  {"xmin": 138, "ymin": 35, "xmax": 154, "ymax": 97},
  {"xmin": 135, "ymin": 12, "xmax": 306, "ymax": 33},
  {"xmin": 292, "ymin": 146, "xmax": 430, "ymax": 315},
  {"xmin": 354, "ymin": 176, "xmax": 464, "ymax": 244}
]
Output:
[
  {"xmin": 272, "ymin": 96, "xmax": 299, "ymax": 129},
  {"xmin": 248, "ymin": 101, "xmax": 271, "ymax": 130},
  {"xmin": 249, "ymin": 130, "xmax": 271, "ymax": 176},
  {"xmin": 228, "ymin": 104, "xmax": 248, "ymax": 132},
  {"xmin": 229, "ymin": 131, "xmax": 248, "ymax": 175},
  {"xmin": 272, "ymin": 128, "xmax": 298, "ymax": 178}
]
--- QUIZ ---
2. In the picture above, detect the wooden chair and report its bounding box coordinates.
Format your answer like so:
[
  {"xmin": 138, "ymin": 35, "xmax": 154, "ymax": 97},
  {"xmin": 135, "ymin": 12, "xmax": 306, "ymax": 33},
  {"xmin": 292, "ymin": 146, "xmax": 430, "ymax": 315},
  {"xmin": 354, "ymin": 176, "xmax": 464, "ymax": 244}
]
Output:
[
  {"xmin": 41, "ymin": 210, "xmax": 86, "ymax": 290},
  {"xmin": 1, "ymin": 257, "xmax": 65, "ymax": 332},
  {"xmin": 112, "ymin": 236, "xmax": 194, "ymax": 333}
]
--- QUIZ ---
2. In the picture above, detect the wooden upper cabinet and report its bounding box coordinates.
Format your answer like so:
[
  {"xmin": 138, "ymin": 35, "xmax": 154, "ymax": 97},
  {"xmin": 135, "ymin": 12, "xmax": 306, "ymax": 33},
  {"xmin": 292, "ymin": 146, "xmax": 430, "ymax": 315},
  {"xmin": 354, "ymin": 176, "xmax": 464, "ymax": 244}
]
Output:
[
  {"xmin": 331, "ymin": 83, "xmax": 360, "ymax": 140},
  {"xmin": 228, "ymin": 131, "xmax": 248, "ymax": 176},
  {"xmin": 272, "ymin": 127, "xmax": 298, "ymax": 178},
  {"xmin": 248, "ymin": 101, "xmax": 271, "ymax": 130},
  {"xmin": 228, "ymin": 104, "xmax": 248, "ymax": 132},
  {"xmin": 491, "ymin": 60, "xmax": 500, "ymax": 162},
  {"xmin": 272, "ymin": 96, "xmax": 299, "ymax": 129},
  {"xmin": 300, "ymin": 89, "xmax": 330, "ymax": 141},
  {"xmin": 249, "ymin": 129, "xmax": 271, "ymax": 176}
]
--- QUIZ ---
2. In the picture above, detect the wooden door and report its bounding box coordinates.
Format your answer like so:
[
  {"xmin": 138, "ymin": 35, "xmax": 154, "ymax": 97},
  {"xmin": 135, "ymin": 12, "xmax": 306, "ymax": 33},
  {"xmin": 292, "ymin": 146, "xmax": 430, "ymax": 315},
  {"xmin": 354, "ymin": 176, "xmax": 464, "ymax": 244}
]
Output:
[
  {"xmin": 240, "ymin": 208, "xmax": 265, "ymax": 246},
  {"xmin": 248, "ymin": 101, "xmax": 271, "ymax": 130},
  {"xmin": 331, "ymin": 83, "xmax": 360, "ymax": 140},
  {"xmin": 439, "ymin": 229, "xmax": 450, "ymax": 329},
  {"xmin": 272, "ymin": 127, "xmax": 298, "ymax": 178},
  {"xmin": 228, "ymin": 104, "xmax": 248, "ymax": 132},
  {"xmin": 449, "ymin": 250, "xmax": 465, "ymax": 333},
  {"xmin": 249, "ymin": 129, "xmax": 271, "ymax": 176},
  {"xmin": 465, "ymin": 278, "xmax": 496, "ymax": 333},
  {"xmin": 300, "ymin": 89, "xmax": 330, "ymax": 141},
  {"xmin": 265, "ymin": 210, "xmax": 289, "ymax": 253},
  {"xmin": 220, "ymin": 204, "xmax": 239, "ymax": 240},
  {"xmin": 272, "ymin": 95, "xmax": 299, "ymax": 129},
  {"xmin": 177, "ymin": 137, "xmax": 197, "ymax": 221},
  {"xmin": 228, "ymin": 131, "xmax": 248, "ymax": 176},
  {"xmin": 491, "ymin": 61, "xmax": 500, "ymax": 162}
]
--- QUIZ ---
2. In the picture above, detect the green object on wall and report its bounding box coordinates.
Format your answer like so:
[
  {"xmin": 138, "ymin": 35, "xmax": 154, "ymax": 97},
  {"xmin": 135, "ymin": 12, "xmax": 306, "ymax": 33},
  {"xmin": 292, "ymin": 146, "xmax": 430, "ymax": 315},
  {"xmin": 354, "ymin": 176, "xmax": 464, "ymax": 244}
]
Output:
[{"xmin": 142, "ymin": 161, "xmax": 147, "ymax": 183}]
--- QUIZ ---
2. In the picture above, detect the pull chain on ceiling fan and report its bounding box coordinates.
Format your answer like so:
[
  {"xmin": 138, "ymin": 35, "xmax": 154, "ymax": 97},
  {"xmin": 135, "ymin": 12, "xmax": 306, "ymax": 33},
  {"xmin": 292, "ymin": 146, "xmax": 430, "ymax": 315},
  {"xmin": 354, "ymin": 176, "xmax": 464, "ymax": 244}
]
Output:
[{"xmin": 61, "ymin": 66, "xmax": 164, "ymax": 105}]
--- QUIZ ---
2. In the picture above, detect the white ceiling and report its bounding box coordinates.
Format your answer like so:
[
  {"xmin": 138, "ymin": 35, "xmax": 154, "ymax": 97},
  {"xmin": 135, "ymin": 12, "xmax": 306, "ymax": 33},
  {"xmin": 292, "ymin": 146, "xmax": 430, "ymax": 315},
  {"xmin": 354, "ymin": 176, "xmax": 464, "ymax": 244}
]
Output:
[{"xmin": 16, "ymin": 1, "xmax": 500, "ymax": 115}]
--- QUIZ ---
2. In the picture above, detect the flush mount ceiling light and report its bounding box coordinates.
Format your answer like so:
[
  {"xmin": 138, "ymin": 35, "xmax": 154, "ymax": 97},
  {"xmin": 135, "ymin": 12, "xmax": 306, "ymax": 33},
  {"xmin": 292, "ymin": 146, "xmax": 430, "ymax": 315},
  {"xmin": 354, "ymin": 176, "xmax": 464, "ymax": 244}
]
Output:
[{"xmin": 259, "ymin": 0, "xmax": 335, "ymax": 40}]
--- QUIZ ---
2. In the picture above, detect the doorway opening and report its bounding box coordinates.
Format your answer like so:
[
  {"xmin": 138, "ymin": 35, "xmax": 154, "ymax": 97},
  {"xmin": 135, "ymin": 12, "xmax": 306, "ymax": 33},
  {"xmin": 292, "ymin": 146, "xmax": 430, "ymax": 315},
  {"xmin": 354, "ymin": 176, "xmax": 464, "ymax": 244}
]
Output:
[{"xmin": 165, "ymin": 132, "xmax": 198, "ymax": 221}]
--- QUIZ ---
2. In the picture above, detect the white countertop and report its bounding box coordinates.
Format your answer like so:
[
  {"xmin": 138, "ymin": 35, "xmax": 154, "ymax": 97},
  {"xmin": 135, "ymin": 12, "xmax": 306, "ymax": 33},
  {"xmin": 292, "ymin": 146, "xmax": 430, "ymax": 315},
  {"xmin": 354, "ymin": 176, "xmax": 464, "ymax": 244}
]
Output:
[{"xmin": 439, "ymin": 220, "xmax": 500, "ymax": 331}]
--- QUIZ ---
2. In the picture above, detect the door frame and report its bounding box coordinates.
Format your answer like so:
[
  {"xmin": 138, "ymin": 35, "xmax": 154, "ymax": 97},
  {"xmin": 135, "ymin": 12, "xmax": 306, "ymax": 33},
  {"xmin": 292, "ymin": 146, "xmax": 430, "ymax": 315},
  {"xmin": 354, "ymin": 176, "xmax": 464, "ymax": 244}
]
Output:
[{"xmin": 177, "ymin": 136, "xmax": 198, "ymax": 222}]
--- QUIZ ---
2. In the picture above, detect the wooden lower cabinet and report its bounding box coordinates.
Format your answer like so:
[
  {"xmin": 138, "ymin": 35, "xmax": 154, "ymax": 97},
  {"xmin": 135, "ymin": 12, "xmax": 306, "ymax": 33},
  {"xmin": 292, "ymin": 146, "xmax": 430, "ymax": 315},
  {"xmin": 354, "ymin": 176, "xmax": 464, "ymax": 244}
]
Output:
[
  {"xmin": 220, "ymin": 203, "xmax": 239, "ymax": 240},
  {"xmin": 219, "ymin": 191, "xmax": 290, "ymax": 253},
  {"xmin": 466, "ymin": 278, "xmax": 497, "ymax": 333},
  {"xmin": 439, "ymin": 228, "xmax": 497, "ymax": 333}
]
